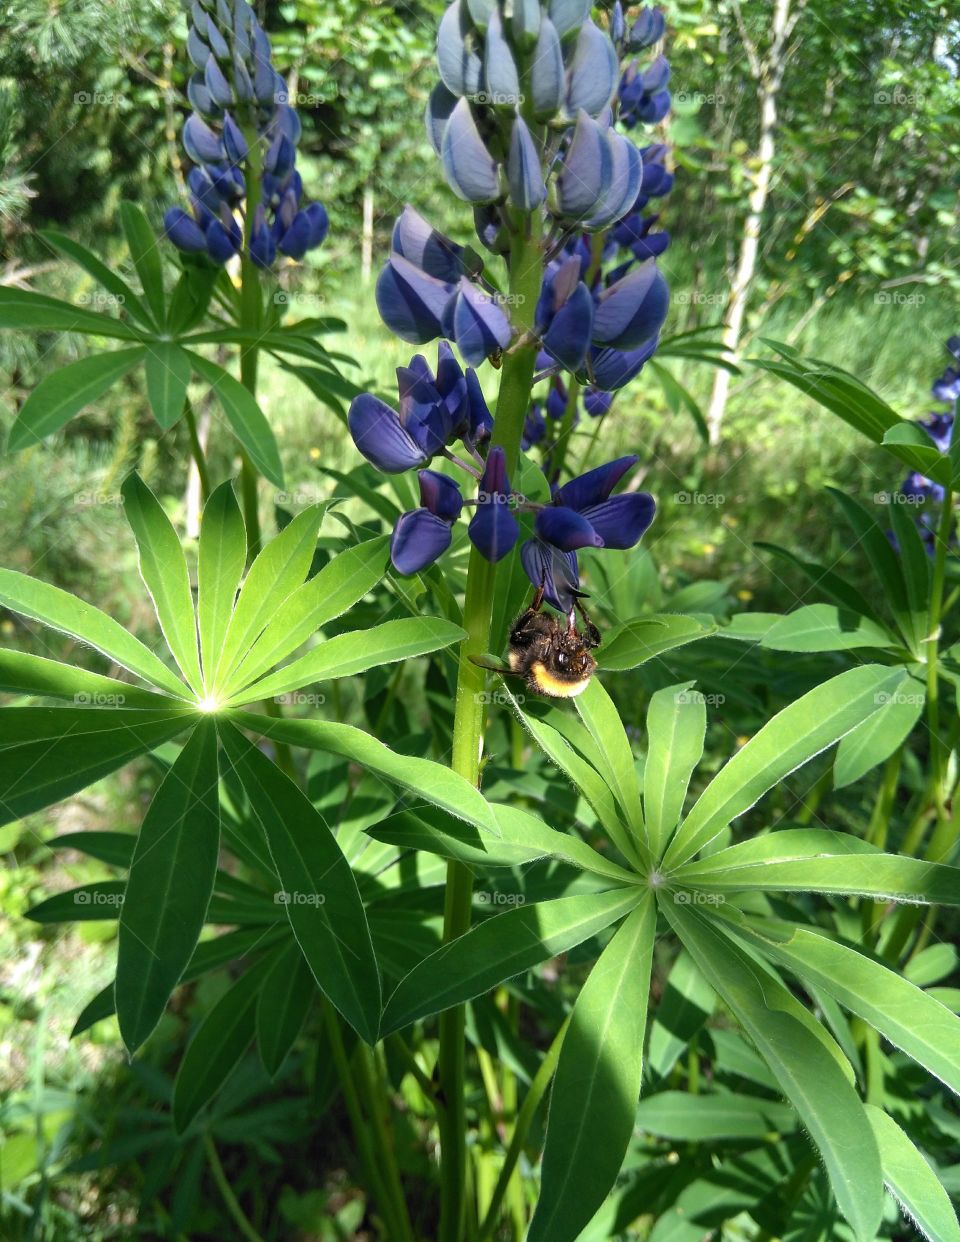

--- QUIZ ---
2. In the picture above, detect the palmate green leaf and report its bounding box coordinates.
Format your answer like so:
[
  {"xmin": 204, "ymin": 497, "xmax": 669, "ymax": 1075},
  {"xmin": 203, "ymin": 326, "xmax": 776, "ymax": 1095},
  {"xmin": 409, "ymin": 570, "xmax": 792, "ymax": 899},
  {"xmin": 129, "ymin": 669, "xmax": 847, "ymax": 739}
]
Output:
[
  {"xmin": 726, "ymin": 914, "xmax": 960, "ymax": 1097},
  {"xmin": 663, "ymin": 665, "xmax": 906, "ymax": 869},
  {"xmin": 0, "ymin": 568, "xmax": 189, "ymax": 696},
  {"xmin": 119, "ymin": 201, "xmax": 165, "ymax": 326},
  {"xmin": 662, "ymin": 901, "xmax": 883, "ymax": 1242},
  {"xmin": 634, "ymin": 1090, "xmax": 796, "ymax": 1141},
  {"xmin": 122, "ymin": 474, "xmax": 202, "ymax": 695},
  {"xmin": 116, "ymin": 722, "xmax": 220, "ymax": 1053},
  {"xmin": 597, "ymin": 614, "xmax": 716, "ymax": 671},
  {"xmin": 0, "ymin": 649, "xmax": 169, "ymax": 707},
  {"xmin": 366, "ymin": 803, "xmax": 638, "ymax": 885},
  {"xmin": 256, "ymin": 939, "xmax": 314, "ymax": 1078},
  {"xmin": 38, "ymin": 228, "xmax": 154, "ymax": 328},
  {"xmin": 226, "ymin": 535, "xmax": 389, "ymax": 693},
  {"xmin": 573, "ymin": 679, "xmax": 644, "ymax": 842},
  {"xmin": 143, "ymin": 342, "xmax": 192, "ymax": 429},
  {"xmin": 529, "ymin": 895, "xmax": 656, "ymax": 1242},
  {"xmin": 230, "ymin": 709, "xmax": 498, "ymax": 834},
  {"xmin": 212, "ymin": 504, "xmax": 325, "ymax": 693},
  {"xmin": 834, "ymin": 671, "xmax": 925, "ymax": 789},
  {"xmin": 507, "ymin": 689, "xmax": 637, "ymax": 865},
  {"xmin": 0, "ymin": 286, "xmax": 145, "ymax": 339},
  {"xmin": 0, "ymin": 707, "xmax": 194, "ymax": 827},
  {"xmin": 219, "ymin": 724, "xmax": 381, "ymax": 1044},
  {"xmin": 865, "ymin": 1105, "xmax": 960, "ymax": 1242},
  {"xmin": 172, "ymin": 956, "xmax": 271, "ymax": 1133},
  {"xmin": 8, "ymin": 347, "xmax": 147, "ymax": 451},
  {"xmin": 197, "ymin": 481, "xmax": 247, "ymax": 693},
  {"xmin": 676, "ymin": 828, "xmax": 960, "ymax": 905},
  {"xmin": 644, "ymin": 682, "xmax": 706, "ymax": 861},
  {"xmin": 229, "ymin": 617, "xmax": 466, "ymax": 706},
  {"xmin": 761, "ymin": 603, "xmax": 897, "ymax": 652},
  {"xmin": 380, "ymin": 887, "xmax": 643, "ymax": 1035},
  {"xmin": 190, "ymin": 353, "xmax": 284, "ymax": 488}
]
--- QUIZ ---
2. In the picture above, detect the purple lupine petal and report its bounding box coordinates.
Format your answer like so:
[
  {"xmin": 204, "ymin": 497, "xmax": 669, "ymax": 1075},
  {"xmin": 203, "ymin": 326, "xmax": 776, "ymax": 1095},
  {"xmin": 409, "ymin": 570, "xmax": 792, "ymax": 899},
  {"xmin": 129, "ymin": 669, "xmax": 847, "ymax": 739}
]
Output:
[
  {"xmin": 441, "ymin": 98, "xmax": 501, "ymax": 204},
  {"xmin": 465, "ymin": 368, "xmax": 494, "ymax": 442},
  {"xmin": 556, "ymin": 455, "xmax": 638, "ymax": 511},
  {"xmin": 565, "ymin": 19, "xmax": 618, "ymax": 117},
  {"xmin": 376, "ymin": 254, "xmax": 456, "ymax": 344},
  {"xmin": 543, "ymin": 280, "xmax": 594, "ymax": 371},
  {"xmin": 520, "ymin": 538, "xmax": 580, "ymax": 612},
  {"xmin": 164, "ymin": 207, "xmax": 207, "ymax": 253},
  {"xmin": 391, "ymin": 509, "xmax": 454, "ymax": 574},
  {"xmin": 419, "ymin": 469, "xmax": 464, "ymax": 521},
  {"xmin": 592, "ymin": 261, "xmax": 670, "ymax": 350},
  {"xmin": 586, "ymin": 336, "xmax": 659, "ymax": 390},
  {"xmin": 348, "ymin": 393, "xmax": 429, "ymax": 473},
  {"xmin": 580, "ymin": 493, "xmax": 656, "ymax": 549},
  {"xmin": 535, "ymin": 506, "xmax": 604, "ymax": 550},
  {"xmin": 452, "ymin": 279, "xmax": 512, "ymax": 366}
]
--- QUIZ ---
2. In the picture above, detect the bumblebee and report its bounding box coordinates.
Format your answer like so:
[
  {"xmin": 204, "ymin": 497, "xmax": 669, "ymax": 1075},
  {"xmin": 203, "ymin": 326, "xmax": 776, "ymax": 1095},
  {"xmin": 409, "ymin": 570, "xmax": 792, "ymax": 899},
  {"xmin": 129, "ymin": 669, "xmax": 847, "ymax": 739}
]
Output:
[{"xmin": 507, "ymin": 584, "xmax": 601, "ymax": 699}]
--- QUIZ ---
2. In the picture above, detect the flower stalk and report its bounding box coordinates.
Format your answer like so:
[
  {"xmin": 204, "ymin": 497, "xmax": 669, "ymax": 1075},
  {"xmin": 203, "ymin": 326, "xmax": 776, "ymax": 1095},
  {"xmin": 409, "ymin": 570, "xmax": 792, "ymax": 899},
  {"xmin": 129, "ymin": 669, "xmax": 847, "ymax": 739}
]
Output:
[{"xmin": 438, "ymin": 217, "xmax": 544, "ymax": 1242}]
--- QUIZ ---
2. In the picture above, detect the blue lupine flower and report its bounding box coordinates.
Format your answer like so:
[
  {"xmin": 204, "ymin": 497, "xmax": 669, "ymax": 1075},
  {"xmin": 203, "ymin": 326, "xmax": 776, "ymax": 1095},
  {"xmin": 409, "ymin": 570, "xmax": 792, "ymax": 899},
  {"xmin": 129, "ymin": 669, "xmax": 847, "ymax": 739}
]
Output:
[
  {"xmin": 521, "ymin": 540, "xmax": 582, "ymax": 612},
  {"xmin": 348, "ymin": 342, "xmax": 491, "ymax": 473},
  {"xmin": 391, "ymin": 470, "xmax": 464, "ymax": 574},
  {"xmin": 469, "ymin": 447, "xmax": 520, "ymax": 563},
  {"xmin": 534, "ymin": 456, "xmax": 656, "ymax": 552},
  {"xmin": 164, "ymin": 0, "xmax": 328, "ymax": 269}
]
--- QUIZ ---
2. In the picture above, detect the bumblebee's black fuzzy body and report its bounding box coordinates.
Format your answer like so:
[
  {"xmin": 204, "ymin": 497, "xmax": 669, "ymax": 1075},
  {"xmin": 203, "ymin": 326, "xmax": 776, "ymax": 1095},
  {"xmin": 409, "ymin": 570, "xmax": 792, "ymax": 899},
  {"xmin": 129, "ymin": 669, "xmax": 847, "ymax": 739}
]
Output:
[{"xmin": 507, "ymin": 589, "xmax": 600, "ymax": 698}]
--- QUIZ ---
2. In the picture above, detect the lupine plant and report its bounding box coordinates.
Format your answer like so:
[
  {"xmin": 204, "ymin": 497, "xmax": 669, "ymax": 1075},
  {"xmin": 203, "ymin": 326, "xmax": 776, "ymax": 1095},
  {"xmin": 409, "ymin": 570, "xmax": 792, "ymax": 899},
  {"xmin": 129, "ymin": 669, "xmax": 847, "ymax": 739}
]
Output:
[{"xmin": 2, "ymin": 2, "xmax": 960, "ymax": 1241}]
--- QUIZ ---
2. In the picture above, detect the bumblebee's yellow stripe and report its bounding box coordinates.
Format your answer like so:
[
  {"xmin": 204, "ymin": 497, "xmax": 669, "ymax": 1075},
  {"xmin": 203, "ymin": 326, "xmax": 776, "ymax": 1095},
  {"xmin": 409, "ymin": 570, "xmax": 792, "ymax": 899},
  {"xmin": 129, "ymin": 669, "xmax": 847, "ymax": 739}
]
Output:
[{"xmin": 529, "ymin": 662, "xmax": 591, "ymax": 698}]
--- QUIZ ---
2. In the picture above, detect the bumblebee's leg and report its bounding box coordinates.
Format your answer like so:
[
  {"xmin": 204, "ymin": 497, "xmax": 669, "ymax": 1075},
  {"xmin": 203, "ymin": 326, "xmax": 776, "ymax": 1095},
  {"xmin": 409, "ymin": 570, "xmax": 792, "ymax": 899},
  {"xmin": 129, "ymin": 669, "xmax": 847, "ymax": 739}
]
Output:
[
  {"xmin": 574, "ymin": 598, "xmax": 602, "ymax": 648},
  {"xmin": 530, "ymin": 581, "xmax": 545, "ymax": 613}
]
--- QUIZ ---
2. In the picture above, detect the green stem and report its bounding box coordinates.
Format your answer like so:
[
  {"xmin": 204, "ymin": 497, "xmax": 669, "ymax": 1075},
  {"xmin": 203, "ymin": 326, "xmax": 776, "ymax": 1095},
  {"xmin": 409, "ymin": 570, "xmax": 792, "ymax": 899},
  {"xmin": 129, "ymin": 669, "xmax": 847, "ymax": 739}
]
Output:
[
  {"xmin": 203, "ymin": 1134, "xmax": 266, "ymax": 1242},
  {"xmin": 183, "ymin": 398, "xmax": 211, "ymax": 503},
  {"xmin": 475, "ymin": 1016, "xmax": 570, "ymax": 1242},
  {"xmin": 354, "ymin": 1043, "xmax": 415, "ymax": 1242},
  {"xmin": 438, "ymin": 218, "xmax": 544, "ymax": 1242},
  {"xmin": 322, "ymin": 1000, "xmax": 406, "ymax": 1242}
]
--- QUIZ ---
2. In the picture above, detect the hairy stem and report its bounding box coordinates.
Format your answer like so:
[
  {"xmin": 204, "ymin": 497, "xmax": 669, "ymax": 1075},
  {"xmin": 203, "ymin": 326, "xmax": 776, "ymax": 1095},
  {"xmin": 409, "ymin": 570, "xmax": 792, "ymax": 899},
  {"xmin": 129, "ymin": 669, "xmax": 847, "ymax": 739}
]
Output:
[{"xmin": 438, "ymin": 218, "xmax": 543, "ymax": 1242}]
